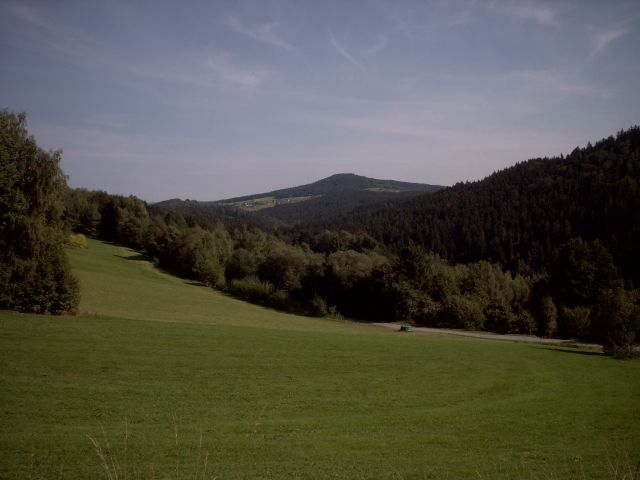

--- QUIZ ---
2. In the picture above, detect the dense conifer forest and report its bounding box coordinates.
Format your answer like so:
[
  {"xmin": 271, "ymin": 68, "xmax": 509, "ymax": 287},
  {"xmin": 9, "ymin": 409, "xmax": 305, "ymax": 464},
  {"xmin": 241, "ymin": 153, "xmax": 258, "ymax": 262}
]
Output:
[{"xmin": 308, "ymin": 129, "xmax": 640, "ymax": 283}]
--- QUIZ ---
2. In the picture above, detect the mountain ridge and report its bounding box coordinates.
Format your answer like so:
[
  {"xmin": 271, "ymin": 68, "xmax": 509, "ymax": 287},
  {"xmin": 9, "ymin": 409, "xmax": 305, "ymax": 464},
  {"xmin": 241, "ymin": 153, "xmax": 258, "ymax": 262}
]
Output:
[{"xmin": 154, "ymin": 173, "xmax": 444, "ymax": 225}]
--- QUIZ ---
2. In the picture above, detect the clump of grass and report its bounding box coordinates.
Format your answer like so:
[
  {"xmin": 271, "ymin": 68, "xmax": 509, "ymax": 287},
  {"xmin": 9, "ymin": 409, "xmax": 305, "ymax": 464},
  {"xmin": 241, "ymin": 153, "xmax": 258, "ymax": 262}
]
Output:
[
  {"xmin": 472, "ymin": 446, "xmax": 640, "ymax": 480},
  {"xmin": 87, "ymin": 417, "xmax": 212, "ymax": 480},
  {"xmin": 605, "ymin": 444, "xmax": 640, "ymax": 480}
]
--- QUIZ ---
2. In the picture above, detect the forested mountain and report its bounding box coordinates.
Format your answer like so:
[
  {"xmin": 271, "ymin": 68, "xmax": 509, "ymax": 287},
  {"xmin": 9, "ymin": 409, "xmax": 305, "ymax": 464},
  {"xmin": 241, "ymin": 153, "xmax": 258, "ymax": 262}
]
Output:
[
  {"xmin": 155, "ymin": 173, "xmax": 443, "ymax": 225},
  {"xmin": 223, "ymin": 173, "xmax": 441, "ymax": 200},
  {"xmin": 307, "ymin": 128, "xmax": 640, "ymax": 283}
]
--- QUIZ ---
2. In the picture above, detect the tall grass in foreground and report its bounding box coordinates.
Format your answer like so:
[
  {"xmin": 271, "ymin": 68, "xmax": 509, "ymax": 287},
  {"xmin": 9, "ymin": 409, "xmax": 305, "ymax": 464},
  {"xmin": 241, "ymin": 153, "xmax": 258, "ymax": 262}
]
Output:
[
  {"xmin": 87, "ymin": 417, "xmax": 640, "ymax": 480},
  {"xmin": 87, "ymin": 418, "xmax": 211, "ymax": 480},
  {"xmin": 472, "ymin": 447, "xmax": 640, "ymax": 480},
  {"xmin": 84, "ymin": 420, "xmax": 640, "ymax": 480}
]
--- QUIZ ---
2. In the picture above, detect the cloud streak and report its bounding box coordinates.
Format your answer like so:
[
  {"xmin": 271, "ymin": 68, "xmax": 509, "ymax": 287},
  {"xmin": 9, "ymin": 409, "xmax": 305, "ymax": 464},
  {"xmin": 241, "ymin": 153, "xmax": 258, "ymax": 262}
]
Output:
[
  {"xmin": 204, "ymin": 54, "xmax": 271, "ymax": 88},
  {"xmin": 488, "ymin": 0, "xmax": 558, "ymax": 27},
  {"xmin": 3, "ymin": 2, "xmax": 51, "ymax": 30},
  {"xmin": 363, "ymin": 34, "xmax": 388, "ymax": 57},
  {"xmin": 329, "ymin": 32, "xmax": 364, "ymax": 70},
  {"xmin": 225, "ymin": 16, "xmax": 296, "ymax": 52},
  {"xmin": 4, "ymin": 3, "xmax": 271, "ymax": 91},
  {"xmin": 513, "ymin": 69, "xmax": 611, "ymax": 97},
  {"xmin": 590, "ymin": 26, "xmax": 629, "ymax": 58}
]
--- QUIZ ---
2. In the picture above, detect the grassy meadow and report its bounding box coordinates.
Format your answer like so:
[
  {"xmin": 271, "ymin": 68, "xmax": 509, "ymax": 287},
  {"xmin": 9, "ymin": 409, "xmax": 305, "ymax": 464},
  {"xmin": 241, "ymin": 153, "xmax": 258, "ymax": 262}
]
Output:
[{"xmin": 1, "ymin": 239, "xmax": 639, "ymax": 479}]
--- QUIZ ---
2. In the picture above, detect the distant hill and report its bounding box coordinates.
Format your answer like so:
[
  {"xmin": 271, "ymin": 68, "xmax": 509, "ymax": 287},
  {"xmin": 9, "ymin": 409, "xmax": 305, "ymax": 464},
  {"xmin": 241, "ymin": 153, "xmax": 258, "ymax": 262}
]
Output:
[
  {"xmin": 221, "ymin": 173, "xmax": 440, "ymax": 201},
  {"xmin": 155, "ymin": 173, "xmax": 443, "ymax": 225},
  {"xmin": 307, "ymin": 128, "xmax": 640, "ymax": 282}
]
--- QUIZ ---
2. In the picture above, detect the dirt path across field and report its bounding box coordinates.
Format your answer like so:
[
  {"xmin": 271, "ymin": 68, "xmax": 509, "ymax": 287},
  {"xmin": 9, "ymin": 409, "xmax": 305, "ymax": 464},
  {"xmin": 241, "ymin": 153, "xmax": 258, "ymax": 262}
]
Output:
[{"xmin": 374, "ymin": 322, "xmax": 601, "ymax": 350}]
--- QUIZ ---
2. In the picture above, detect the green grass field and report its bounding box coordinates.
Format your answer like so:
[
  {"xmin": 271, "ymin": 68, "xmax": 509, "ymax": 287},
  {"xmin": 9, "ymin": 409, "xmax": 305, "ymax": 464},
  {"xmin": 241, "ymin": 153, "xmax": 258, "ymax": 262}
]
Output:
[{"xmin": 1, "ymin": 239, "xmax": 639, "ymax": 479}]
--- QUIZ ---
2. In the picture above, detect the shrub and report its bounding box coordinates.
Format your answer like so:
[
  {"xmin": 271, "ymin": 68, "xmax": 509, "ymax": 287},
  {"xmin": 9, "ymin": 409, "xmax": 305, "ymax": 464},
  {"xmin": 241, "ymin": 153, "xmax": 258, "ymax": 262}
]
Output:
[
  {"xmin": 67, "ymin": 233, "xmax": 88, "ymax": 249},
  {"xmin": 514, "ymin": 310, "xmax": 536, "ymax": 335},
  {"xmin": 535, "ymin": 296, "xmax": 558, "ymax": 337},
  {"xmin": 438, "ymin": 295, "xmax": 485, "ymax": 330},
  {"xmin": 230, "ymin": 275, "xmax": 272, "ymax": 298},
  {"xmin": 559, "ymin": 305, "xmax": 592, "ymax": 339},
  {"xmin": 484, "ymin": 299, "xmax": 516, "ymax": 334},
  {"xmin": 591, "ymin": 289, "xmax": 640, "ymax": 358},
  {"xmin": 229, "ymin": 276, "xmax": 278, "ymax": 306},
  {"xmin": 308, "ymin": 295, "xmax": 328, "ymax": 317}
]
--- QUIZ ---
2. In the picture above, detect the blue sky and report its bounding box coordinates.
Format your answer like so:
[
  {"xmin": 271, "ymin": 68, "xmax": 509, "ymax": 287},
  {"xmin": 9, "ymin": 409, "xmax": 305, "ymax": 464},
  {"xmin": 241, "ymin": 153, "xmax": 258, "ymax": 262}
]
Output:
[{"xmin": 1, "ymin": 0, "xmax": 639, "ymax": 201}]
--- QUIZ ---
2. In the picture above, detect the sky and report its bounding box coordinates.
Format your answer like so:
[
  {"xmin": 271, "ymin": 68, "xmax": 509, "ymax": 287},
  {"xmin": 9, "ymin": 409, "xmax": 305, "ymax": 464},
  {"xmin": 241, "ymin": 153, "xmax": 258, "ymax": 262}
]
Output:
[{"xmin": 1, "ymin": 0, "xmax": 639, "ymax": 202}]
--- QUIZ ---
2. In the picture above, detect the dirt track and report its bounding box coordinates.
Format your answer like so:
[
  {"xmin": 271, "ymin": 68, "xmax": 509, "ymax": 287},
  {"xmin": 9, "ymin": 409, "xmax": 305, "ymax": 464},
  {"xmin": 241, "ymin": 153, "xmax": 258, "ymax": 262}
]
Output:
[{"xmin": 374, "ymin": 322, "xmax": 601, "ymax": 349}]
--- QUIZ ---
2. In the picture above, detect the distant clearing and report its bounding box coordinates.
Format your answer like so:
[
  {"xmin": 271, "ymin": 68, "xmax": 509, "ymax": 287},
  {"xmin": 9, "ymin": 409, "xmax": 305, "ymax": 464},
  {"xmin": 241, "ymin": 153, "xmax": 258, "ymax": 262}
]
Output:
[
  {"xmin": 364, "ymin": 187, "xmax": 401, "ymax": 193},
  {"xmin": 0, "ymin": 239, "xmax": 638, "ymax": 479},
  {"xmin": 222, "ymin": 195, "xmax": 318, "ymax": 212}
]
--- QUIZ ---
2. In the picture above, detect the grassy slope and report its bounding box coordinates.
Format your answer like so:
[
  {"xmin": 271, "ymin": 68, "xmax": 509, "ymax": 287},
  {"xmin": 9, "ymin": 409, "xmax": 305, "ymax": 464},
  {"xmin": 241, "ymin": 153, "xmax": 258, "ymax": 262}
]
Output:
[{"xmin": 0, "ymin": 240, "xmax": 639, "ymax": 479}]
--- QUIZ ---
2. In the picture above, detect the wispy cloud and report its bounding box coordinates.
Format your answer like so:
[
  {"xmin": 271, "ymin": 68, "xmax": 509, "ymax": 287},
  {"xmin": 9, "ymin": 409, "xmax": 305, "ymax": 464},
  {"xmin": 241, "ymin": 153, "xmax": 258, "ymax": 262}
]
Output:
[
  {"xmin": 225, "ymin": 16, "xmax": 296, "ymax": 52},
  {"xmin": 86, "ymin": 114, "xmax": 130, "ymax": 131},
  {"xmin": 204, "ymin": 54, "xmax": 271, "ymax": 88},
  {"xmin": 4, "ymin": 2, "xmax": 270, "ymax": 91},
  {"xmin": 125, "ymin": 54, "xmax": 271, "ymax": 90},
  {"xmin": 513, "ymin": 69, "xmax": 611, "ymax": 97},
  {"xmin": 3, "ymin": 2, "xmax": 51, "ymax": 30},
  {"xmin": 488, "ymin": 0, "xmax": 558, "ymax": 27},
  {"xmin": 35, "ymin": 124, "xmax": 170, "ymax": 166},
  {"xmin": 2, "ymin": 1, "xmax": 104, "ymax": 62},
  {"xmin": 590, "ymin": 26, "xmax": 629, "ymax": 58},
  {"xmin": 329, "ymin": 32, "xmax": 365, "ymax": 70},
  {"xmin": 363, "ymin": 34, "xmax": 388, "ymax": 57},
  {"xmin": 323, "ymin": 93, "xmax": 484, "ymax": 139},
  {"xmin": 375, "ymin": 0, "xmax": 415, "ymax": 40}
]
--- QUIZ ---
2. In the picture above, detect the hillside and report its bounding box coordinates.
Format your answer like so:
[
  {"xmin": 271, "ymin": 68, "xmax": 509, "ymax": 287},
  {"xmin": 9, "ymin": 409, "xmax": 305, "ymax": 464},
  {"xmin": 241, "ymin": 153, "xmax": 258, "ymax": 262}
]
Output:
[
  {"xmin": 2, "ymin": 239, "xmax": 639, "ymax": 479},
  {"xmin": 155, "ymin": 173, "xmax": 443, "ymax": 225},
  {"xmin": 221, "ymin": 173, "xmax": 440, "ymax": 202},
  {"xmin": 308, "ymin": 128, "xmax": 640, "ymax": 282}
]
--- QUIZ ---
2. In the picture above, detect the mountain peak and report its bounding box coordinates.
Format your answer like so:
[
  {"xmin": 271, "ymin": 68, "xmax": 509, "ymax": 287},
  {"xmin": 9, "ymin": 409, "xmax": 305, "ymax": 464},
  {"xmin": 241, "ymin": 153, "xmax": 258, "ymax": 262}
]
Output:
[{"xmin": 155, "ymin": 174, "xmax": 444, "ymax": 225}]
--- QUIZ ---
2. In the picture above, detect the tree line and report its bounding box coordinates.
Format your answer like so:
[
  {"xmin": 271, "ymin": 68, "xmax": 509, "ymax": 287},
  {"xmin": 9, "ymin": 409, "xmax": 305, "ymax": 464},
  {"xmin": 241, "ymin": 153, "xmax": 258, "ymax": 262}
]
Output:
[
  {"xmin": 65, "ymin": 185, "xmax": 639, "ymax": 357},
  {"xmin": 2, "ymin": 111, "xmax": 638, "ymax": 356}
]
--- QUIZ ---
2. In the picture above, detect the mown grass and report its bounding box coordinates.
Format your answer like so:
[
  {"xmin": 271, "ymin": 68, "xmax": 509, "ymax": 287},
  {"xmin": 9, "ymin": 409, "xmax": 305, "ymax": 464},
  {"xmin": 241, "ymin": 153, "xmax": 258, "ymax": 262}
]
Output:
[{"xmin": 0, "ymin": 239, "xmax": 639, "ymax": 479}]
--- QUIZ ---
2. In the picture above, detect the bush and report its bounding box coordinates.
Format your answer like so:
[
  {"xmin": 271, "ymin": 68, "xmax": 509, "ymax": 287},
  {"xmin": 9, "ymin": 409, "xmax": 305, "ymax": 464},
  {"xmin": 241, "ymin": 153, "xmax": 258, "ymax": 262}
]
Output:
[
  {"xmin": 535, "ymin": 296, "xmax": 558, "ymax": 337},
  {"xmin": 514, "ymin": 310, "xmax": 536, "ymax": 335},
  {"xmin": 229, "ymin": 276, "xmax": 275, "ymax": 304},
  {"xmin": 559, "ymin": 305, "xmax": 592, "ymax": 339},
  {"xmin": 67, "ymin": 233, "xmax": 88, "ymax": 249},
  {"xmin": 484, "ymin": 299, "xmax": 516, "ymax": 334},
  {"xmin": 591, "ymin": 289, "xmax": 640, "ymax": 358},
  {"xmin": 228, "ymin": 275, "xmax": 289, "ymax": 308},
  {"xmin": 438, "ymin": 295, "xmax": 485, "ymax": 330},
  {"xmin": 308, "ymin": 295, "xmax": 328, "ymax": 317},
  {"xmin": 225, "ymin": 248, "xmax": 258, "ymax": 281}
]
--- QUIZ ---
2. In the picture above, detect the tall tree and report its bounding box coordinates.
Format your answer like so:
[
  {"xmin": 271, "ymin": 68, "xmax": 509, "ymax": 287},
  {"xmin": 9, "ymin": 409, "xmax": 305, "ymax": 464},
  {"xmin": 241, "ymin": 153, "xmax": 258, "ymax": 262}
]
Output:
[{"xmin": 0, "ymin": 111, "xmax": 79, "ymax": 313}]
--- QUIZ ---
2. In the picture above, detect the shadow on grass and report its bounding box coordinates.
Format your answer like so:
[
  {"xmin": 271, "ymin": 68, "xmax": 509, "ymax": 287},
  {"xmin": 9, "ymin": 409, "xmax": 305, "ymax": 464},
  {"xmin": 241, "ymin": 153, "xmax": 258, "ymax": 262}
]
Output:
[
  {"xmin": 117, "ymin": 253, "xmax": 149, "ymax": 262},
  {"xmin": 540, "ymin": 346, "xmax": 606, "ymax": 357},
  {"xmin": 117, "ymin": 253, "xmax": 206, "ymax": 286}
]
